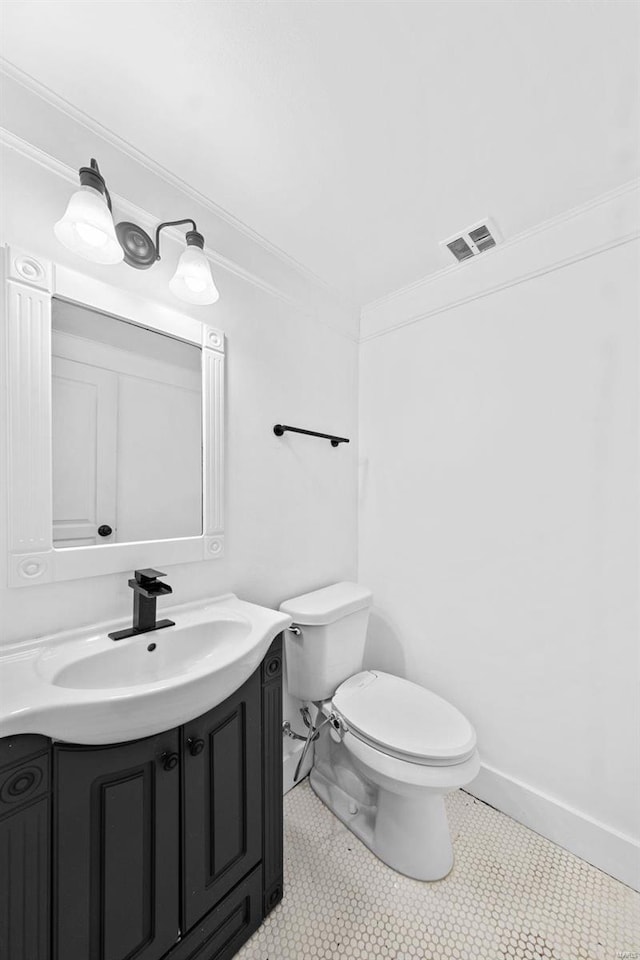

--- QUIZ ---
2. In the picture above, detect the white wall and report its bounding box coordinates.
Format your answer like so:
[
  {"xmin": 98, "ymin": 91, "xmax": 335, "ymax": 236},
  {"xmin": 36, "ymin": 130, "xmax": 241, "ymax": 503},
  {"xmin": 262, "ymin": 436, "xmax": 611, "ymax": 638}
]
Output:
[
  {"xmin": 0, "ymin": 76, "xmax": 359, "ymax": 738},
  {"xmin": 359, "ymin": 188, "xmax": 640, "ymax": 889}
]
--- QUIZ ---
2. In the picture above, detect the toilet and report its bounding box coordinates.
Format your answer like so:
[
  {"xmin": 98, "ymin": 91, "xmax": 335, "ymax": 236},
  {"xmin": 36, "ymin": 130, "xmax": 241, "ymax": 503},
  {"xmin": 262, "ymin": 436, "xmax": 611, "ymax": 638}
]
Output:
[{"xmin": 280, "ymin": 582, "xmax": 480, "ymax": 881}]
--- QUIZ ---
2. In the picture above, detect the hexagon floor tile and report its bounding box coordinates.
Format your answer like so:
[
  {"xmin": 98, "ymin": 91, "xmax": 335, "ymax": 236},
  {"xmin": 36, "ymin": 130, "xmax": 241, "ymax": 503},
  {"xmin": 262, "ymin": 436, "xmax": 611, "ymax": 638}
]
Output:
[{"xmin": 237, "ymin": 779, "xmax": 639, "ymax": 960}]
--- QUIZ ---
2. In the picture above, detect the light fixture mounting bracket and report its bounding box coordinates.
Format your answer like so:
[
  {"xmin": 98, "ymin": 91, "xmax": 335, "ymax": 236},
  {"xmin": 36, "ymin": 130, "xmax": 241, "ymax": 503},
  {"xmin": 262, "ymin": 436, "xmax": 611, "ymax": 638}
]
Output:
[
  {"xmin": 115, "ymin": 222, "xmax": 157, "ymax": 269},
  {"xmin": 113, "ymin": 217, "xmax": 203, "ymax": 270}
]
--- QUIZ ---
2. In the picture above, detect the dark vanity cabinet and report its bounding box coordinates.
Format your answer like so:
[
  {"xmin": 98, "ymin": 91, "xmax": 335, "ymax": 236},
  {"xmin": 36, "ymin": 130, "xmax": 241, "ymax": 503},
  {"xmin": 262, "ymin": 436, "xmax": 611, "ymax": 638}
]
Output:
[
  {"xmin": 0, "ymin": 635, "xmax": 284, "ymax": 960},
  {"xmin": 182, "ymin": 672, "xmax": 262, "ymax": 930},
  {"xmin": 55, "ymin": 729, "xmax": 181, "ymax": 960},
  {"xmin": 0, "ymin": 734, "xmax": 52, "ymax": 960}
]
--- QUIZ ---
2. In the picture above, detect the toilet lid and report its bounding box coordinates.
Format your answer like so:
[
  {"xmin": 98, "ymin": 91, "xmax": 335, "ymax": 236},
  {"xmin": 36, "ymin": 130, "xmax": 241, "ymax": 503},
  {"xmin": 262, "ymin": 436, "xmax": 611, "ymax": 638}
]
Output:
[{"xmin": 332, "ymin": 671, "xmax": 476, "ymax": 764}]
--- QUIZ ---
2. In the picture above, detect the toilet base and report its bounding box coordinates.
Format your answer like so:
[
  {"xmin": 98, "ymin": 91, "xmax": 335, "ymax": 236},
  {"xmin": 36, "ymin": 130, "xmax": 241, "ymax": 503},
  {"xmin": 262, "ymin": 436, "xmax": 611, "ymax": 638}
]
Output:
[
  {"xmin": 309, "ymin": 763, "xmax": 454, "ymax": 882},
  {"xmin": 374, "ymin": 786, "xmax": 454, "ymax": 881},
  {"xmin": 309, "ymin": 765, "xmax": 376, "ymax": 850}
]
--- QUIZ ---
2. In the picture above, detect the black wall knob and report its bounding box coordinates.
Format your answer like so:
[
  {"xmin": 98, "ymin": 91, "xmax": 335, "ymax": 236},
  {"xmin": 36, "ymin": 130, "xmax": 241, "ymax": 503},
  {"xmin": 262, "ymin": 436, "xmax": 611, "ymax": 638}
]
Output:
[
  {"xmin": 98, "ymin": 524, "xmax": 113, "ymax": 537},
  {"xmin": 161, "ymin": 751, "xmax": 179, "ymax": 771},
  {"xmin": 188, "ymin": 737, "xmax": 205, "ymax": 756}
]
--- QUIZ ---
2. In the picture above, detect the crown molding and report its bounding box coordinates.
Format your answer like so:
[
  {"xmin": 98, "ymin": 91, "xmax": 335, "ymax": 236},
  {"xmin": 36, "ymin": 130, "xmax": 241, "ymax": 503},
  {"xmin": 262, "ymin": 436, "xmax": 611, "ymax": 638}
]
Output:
[
  {"xmin": 0, "ymin": 126, "xmax": 358, "ymax": 342},
  {"xmin": 360, "ymin": 178, "xmax": 640, "ymax": 343},
  {"xmin": 362, "ymin": 178, "xmax": 640, "ymax": 316},
  {"xmin": 0, "ymin": 56, "xmax": 353, "ymax": 308}
]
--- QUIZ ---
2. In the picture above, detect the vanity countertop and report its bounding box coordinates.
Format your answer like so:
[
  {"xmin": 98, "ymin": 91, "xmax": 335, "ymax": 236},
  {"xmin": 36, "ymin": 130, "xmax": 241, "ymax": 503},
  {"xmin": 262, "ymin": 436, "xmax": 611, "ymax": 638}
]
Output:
[{"xmin": 0, "ymin": 594, "xmax": 290, "ymax": 744}]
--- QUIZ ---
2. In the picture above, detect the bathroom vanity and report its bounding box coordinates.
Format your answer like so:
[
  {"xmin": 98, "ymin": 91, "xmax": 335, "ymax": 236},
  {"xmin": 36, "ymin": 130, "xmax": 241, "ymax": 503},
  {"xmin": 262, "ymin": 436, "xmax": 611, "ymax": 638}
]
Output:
[
  {"xmin": 0, "ymin": 247, "xmax": 288, "ymax": 958},
  {"xmin": 0, "ymin": 635, "xmax": 284, "ymax": 960}
]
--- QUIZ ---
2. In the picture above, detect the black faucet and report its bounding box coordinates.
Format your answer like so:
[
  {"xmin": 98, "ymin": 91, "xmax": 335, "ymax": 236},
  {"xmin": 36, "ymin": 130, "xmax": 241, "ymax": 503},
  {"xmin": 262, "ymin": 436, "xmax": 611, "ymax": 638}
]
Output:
[{"xmin": 109, "ymin": 569, "xmax": 175, "ymax": 641}]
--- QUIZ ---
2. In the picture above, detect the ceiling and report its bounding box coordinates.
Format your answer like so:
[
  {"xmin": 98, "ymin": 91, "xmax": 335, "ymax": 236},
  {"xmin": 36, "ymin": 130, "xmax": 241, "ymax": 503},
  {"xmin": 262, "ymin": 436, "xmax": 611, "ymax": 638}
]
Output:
[{"xmin": 1, "ymin": 0, "xmax": 638, "ymax": 305}]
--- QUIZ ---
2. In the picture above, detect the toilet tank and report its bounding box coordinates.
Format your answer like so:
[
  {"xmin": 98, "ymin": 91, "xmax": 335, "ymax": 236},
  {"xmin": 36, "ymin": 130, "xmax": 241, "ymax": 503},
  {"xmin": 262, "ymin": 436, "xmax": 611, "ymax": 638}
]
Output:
[{"xmin": 280, "ymin": 582, "xmax": 373, "ymax": 702}]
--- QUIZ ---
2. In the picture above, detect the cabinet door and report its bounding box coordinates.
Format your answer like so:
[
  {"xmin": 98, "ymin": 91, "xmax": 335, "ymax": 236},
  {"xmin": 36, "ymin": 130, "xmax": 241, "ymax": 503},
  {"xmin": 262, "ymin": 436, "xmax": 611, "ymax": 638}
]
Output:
[
  {"xmin": 164, "ymin": 866, "xmax": 262, "ymax": 960},
  {"xmin": 182, "ymin": 672, "xmax": 262, "ymax": 931},
  {"xmin": 54, "ymin": 731, "xmax": 181, "ymax": 960},
  {"xmin": 0, "ymin": 736, "xmax": 51, "ymax": 960}
]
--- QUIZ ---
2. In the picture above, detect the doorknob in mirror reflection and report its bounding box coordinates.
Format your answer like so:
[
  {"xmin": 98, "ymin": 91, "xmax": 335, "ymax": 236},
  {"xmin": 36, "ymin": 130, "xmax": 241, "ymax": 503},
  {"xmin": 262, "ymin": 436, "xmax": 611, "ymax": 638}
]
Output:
[{"xmin": 54, "ymin": 158, "xmax": 220, "ymax": 305}]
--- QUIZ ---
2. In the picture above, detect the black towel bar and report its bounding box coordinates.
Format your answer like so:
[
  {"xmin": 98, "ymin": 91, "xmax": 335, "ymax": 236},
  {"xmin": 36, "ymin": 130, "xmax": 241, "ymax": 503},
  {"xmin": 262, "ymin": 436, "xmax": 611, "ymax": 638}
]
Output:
[{"xmin": 273, "ymin": 424, "xmax": 350, "ymax": 447}]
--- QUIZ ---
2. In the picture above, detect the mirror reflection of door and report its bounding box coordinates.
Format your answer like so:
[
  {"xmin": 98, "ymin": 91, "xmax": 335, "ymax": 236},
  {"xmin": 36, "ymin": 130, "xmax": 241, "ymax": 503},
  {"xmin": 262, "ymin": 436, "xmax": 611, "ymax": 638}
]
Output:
[
  {"xmin": 52, "ymin": 357, "xmax": 118, "ymax": 546},
  {"xmin": 51, "ymin": 299, "xmax": 203, "ymax": 548}
]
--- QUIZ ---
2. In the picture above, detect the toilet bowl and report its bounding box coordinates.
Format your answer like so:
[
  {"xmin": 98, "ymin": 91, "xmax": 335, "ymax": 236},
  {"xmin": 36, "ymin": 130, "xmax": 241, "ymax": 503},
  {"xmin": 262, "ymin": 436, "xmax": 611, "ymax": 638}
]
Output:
[
  {"xmin": 280, "ymin": 583, "xmax": 479, "ymax": 881},
  {"xmin": 313, "ymin": 670, "xmax": 480, "ymax": 880}
]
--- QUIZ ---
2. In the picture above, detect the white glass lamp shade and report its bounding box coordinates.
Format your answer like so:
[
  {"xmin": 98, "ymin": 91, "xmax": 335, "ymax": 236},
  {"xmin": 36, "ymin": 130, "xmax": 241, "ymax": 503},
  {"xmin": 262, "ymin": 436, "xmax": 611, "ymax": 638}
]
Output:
[
  {"xmin": 54, "ymin": 185, "xmax": 124, "ymax": 265},
  {"xmin": 169, "ymin": 245, "xmax": 219, "ymax": 305}
]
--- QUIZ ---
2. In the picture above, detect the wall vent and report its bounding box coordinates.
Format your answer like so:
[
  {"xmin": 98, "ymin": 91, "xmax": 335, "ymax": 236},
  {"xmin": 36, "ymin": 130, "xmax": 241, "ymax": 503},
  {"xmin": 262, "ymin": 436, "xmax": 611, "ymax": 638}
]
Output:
[{"xmin": 441, "ymin": 218, "xmax": 501, "ymax": 263}]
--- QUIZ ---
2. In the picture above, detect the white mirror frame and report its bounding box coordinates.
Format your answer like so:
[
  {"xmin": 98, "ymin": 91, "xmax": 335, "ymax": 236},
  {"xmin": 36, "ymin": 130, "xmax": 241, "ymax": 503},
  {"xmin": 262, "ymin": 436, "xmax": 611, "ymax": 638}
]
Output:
[{"xmin": 3, "ymin": 244, "xmax": 225, "ymax": 588}]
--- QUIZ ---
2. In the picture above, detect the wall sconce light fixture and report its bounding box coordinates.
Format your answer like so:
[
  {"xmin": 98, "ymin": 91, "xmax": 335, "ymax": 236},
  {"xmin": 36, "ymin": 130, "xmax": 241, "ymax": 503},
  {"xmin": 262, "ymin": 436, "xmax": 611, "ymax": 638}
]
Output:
[{"xmin": 54, "ymin": 159, "xmax": 219, "ymax": 306}]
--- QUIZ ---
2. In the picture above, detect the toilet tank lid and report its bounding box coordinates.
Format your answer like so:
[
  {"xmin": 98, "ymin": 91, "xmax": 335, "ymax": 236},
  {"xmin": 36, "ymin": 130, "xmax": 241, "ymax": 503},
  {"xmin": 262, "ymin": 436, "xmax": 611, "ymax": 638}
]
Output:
[{"xmin": 279, "ymin": 582, "xmax": 373, "ymax": 625}]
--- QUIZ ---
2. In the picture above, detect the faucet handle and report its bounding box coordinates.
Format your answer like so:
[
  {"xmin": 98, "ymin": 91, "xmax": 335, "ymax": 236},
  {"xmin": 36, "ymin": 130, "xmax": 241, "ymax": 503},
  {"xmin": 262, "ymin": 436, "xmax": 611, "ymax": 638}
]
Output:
[{"xmin": 133, "ymin": 568, "xmax": 168, "ymax": 584}]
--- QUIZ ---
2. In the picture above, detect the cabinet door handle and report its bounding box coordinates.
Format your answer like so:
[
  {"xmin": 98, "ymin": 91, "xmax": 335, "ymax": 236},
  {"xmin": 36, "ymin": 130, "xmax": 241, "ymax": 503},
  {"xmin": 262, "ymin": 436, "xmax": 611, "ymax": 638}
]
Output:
[
  {"xmin": 187, "ymin": 737, "xmax": 205, "ymax": 757},
  {"xmin": 161, "ymin": 751, "xmax": 179, "ymax": 771}
]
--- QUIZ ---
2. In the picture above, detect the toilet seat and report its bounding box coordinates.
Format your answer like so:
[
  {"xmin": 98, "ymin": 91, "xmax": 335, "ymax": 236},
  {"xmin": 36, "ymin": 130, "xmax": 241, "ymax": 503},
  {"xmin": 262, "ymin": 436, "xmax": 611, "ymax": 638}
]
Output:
[{"xmin": 332, "ymin": 670, "xmax": 476, "ymax": 766}]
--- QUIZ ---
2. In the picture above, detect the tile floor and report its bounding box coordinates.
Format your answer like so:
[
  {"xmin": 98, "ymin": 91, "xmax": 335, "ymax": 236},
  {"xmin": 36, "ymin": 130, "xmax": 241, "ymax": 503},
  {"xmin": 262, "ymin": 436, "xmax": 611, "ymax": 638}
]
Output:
[{"xmin": 237, "ymin": 779, "xmax": 639, "ymax": 960}]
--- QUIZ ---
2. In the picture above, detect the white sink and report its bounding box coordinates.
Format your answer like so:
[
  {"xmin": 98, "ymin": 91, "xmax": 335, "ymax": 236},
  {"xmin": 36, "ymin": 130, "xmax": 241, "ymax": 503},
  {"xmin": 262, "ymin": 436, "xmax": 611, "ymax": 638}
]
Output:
[
  {"xmin": 37, "ymin": 616, "xmax": 252, "ymax": 690},
  {"xmin": 0, "ymin": 594, "xmax": 291, "ymax": 744}
]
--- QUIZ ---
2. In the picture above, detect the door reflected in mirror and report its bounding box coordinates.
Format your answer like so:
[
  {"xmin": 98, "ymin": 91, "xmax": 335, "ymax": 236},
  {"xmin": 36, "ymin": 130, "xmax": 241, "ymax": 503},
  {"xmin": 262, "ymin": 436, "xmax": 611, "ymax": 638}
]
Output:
[{"xmin": 51, "ymin": 298, "xmax": 203, "ymax": 547}]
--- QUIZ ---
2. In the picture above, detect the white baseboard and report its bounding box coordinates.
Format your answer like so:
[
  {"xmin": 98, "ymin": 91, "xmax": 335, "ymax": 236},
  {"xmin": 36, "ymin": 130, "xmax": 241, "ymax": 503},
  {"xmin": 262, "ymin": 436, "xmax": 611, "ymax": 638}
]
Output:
[
  {"xmin": 467, "ymin": 763, "xmax": 640, "ymax": 891},
  {"xmin": 283, "ymin": 738, "xmax": 313, "ymax": 795}
]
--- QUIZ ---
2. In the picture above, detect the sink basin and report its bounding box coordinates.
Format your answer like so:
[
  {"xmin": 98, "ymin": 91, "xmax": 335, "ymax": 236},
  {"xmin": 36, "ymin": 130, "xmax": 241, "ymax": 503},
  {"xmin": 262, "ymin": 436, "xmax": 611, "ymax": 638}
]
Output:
[
  {"xmin": 38, "ymin": 616, "xmax": 252, "ymax": 690},
  {"xmin": 0, "ymin": 594, "xmax": 291, "ymax": 744}
]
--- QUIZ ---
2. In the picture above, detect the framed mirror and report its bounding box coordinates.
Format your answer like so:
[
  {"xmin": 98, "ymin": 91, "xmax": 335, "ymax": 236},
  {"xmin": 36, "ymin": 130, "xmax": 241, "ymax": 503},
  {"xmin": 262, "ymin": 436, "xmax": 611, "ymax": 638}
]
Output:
[
  {"xmin": 3, "ymin": 244, "xmax": 225, "ymax": 587},
  {"xmin": 51, "ymin": 299, "xmax": 204, "ymax": 548}
]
